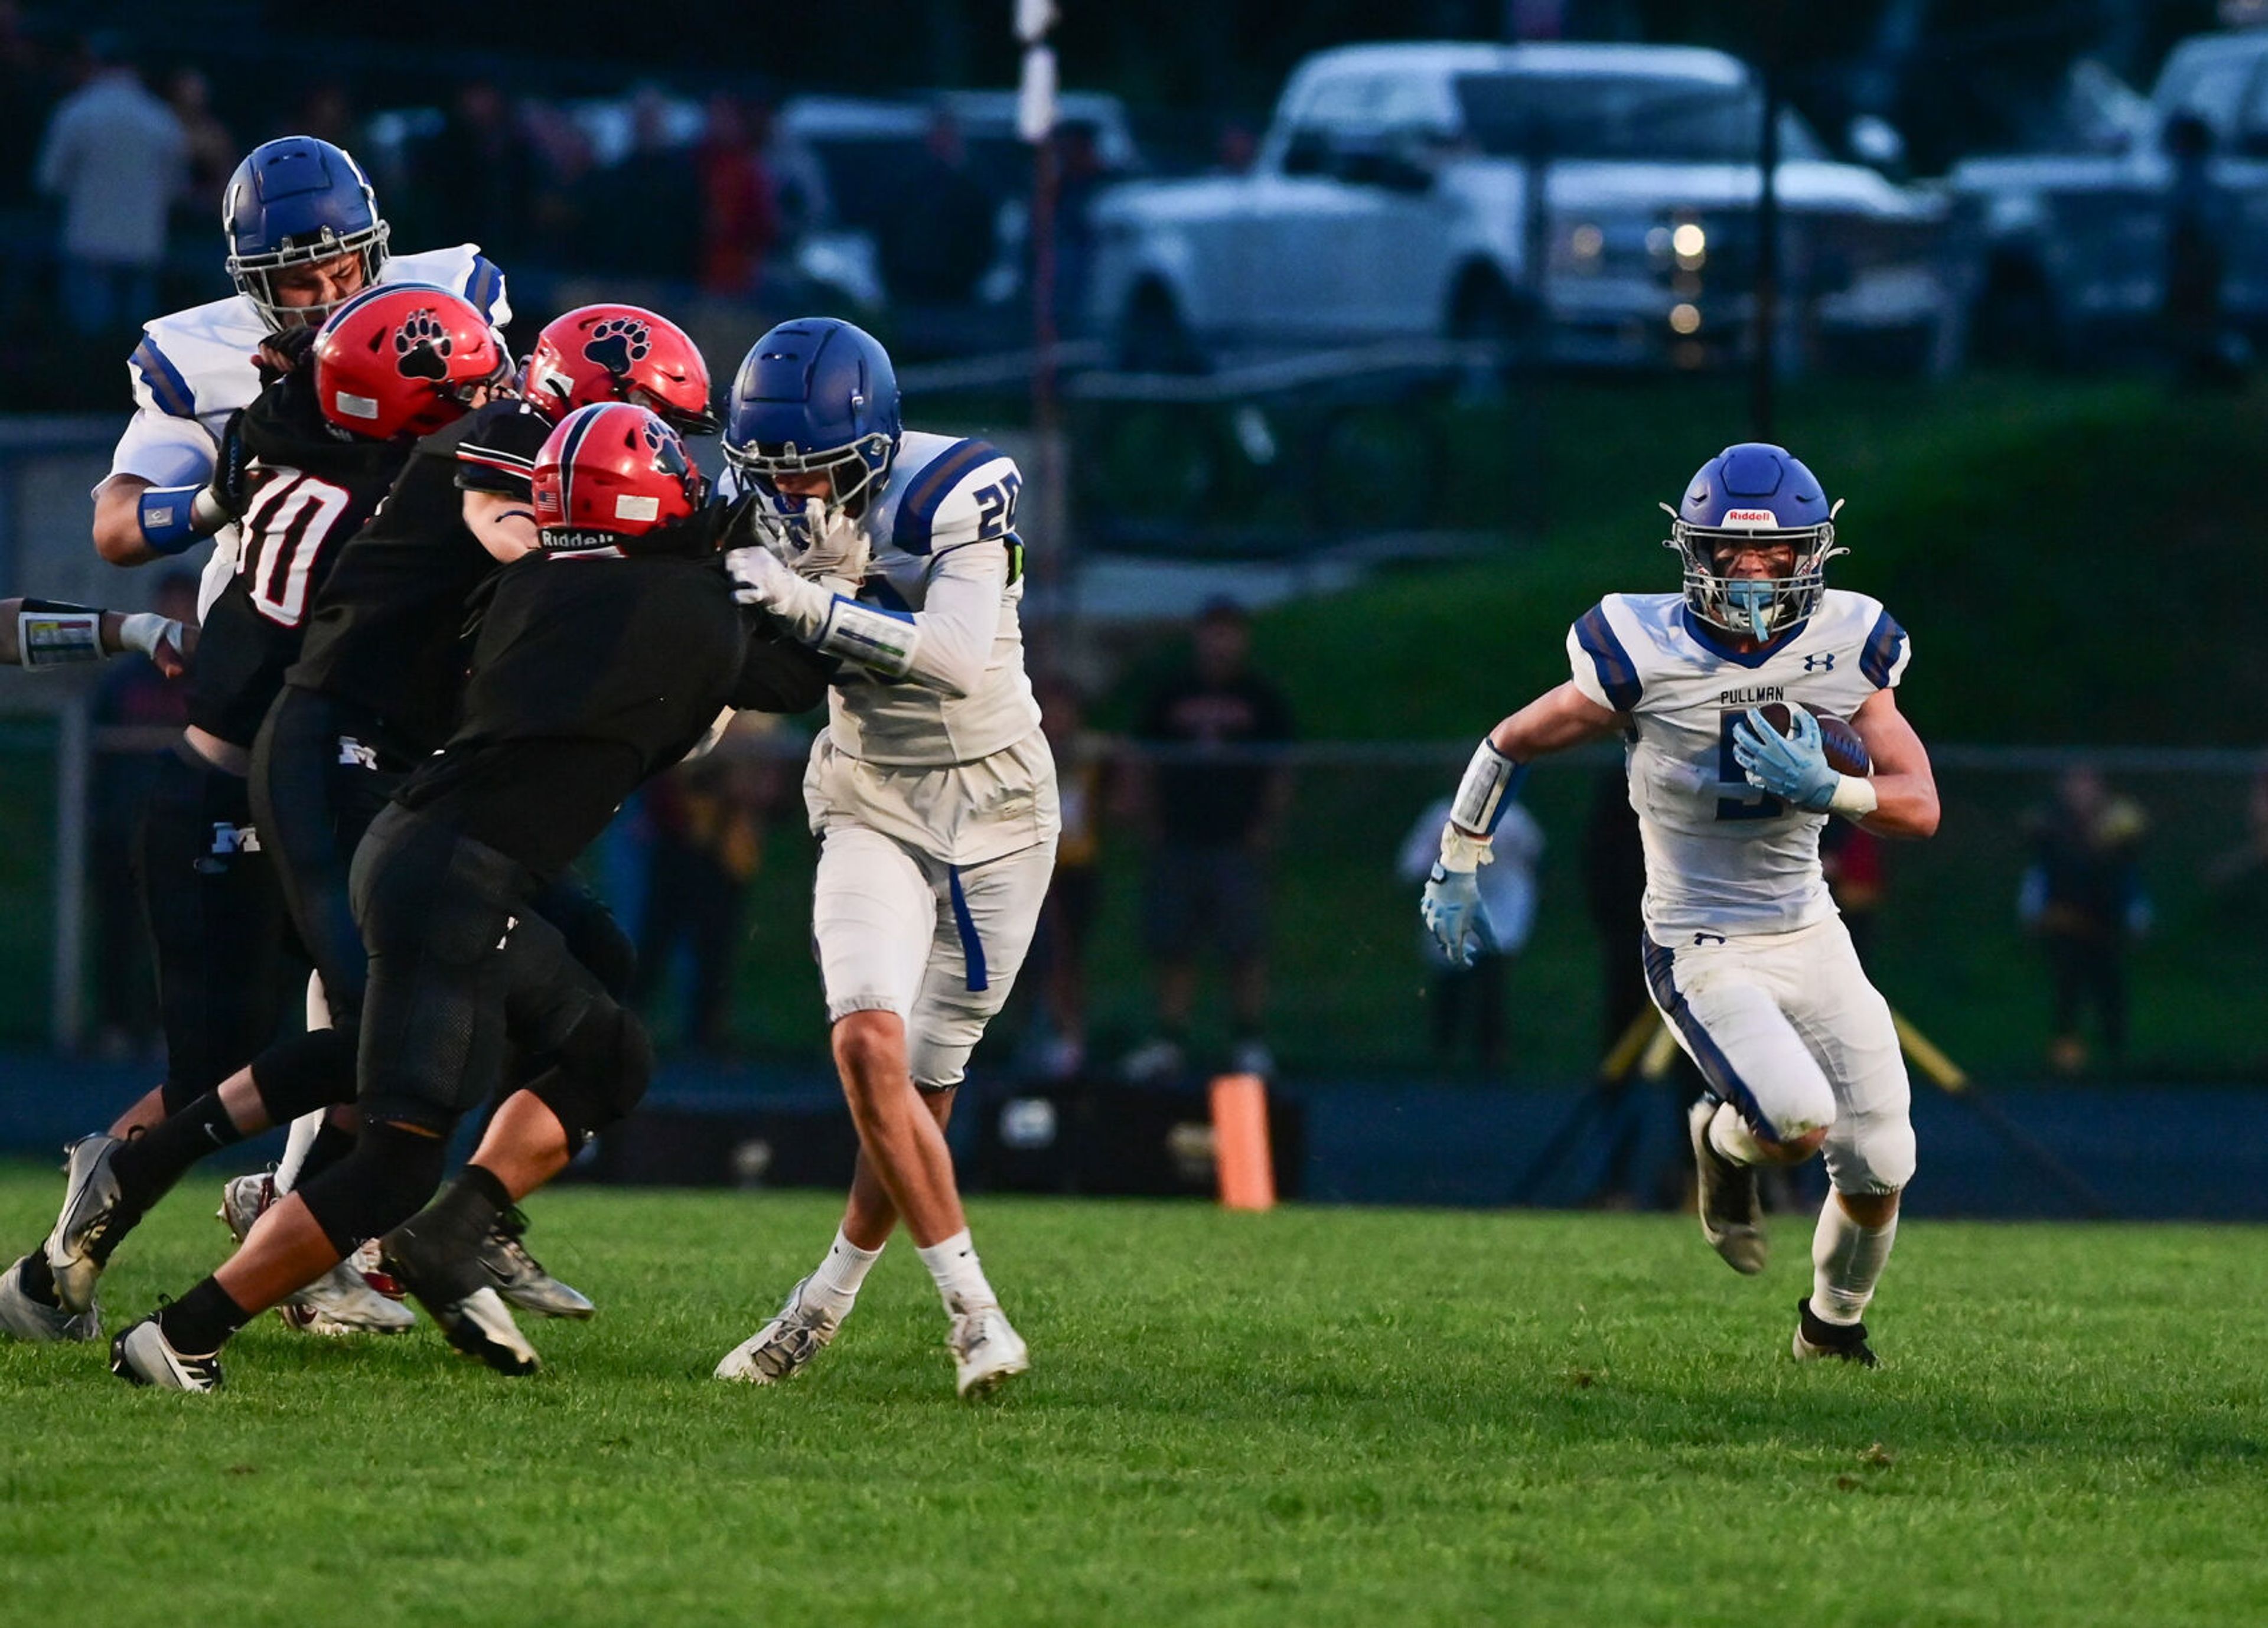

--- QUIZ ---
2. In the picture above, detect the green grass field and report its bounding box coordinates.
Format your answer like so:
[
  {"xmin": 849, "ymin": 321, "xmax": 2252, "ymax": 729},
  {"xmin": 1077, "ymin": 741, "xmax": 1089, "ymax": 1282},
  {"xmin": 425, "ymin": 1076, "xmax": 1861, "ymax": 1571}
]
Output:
[{"xmin": 2, "ymin": 1166, "xmax": 2262, "ymax": 1626}]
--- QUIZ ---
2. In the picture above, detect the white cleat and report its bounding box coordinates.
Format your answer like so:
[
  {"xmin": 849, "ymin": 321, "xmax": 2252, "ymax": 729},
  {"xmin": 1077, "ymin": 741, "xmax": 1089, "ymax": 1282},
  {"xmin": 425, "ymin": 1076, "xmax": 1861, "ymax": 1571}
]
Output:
[
  {"xmin": 109, "ymin": 1317, "xmax": 223, "ymax": 1391},
  {"xmin": 0, "ymin": 1254, "xmax": 98, "ymax": 1342},
  {"xmin": 714, "ymin": 1275, "xmax": 843, "ymax": 1384},
  {"xmin": 44, "ymin": 1134, "xmax": 128, "ymax": 1314},
  {"xmin": 293, "ymin": 1251, "xmax": 417, "ymax": 1336},
  {"xmin": 218, "ymin": 1171, "xmax": 272, "ymax": 1244},
  {"xmin": 947, "ymin": 1299, "xmax": 1029, "ymax": 1399},
  {"xmin": 425, "ymin": 1286, "xmax": 540, "ymax": 1375},
  {"xmin": 477, "ymin": 1209, "xmax": 595, "ymax": 1320},
  {"xmin": 1688, "ymin": 1098, "xmax": 1768, "ymax": 1275}
]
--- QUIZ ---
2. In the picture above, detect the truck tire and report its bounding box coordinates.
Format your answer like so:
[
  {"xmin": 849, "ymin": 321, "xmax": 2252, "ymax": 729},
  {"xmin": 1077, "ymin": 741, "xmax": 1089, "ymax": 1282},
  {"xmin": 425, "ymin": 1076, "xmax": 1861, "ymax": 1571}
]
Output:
[
  {"xmin": 1972, "ymin": 255, "xmax": 2060, "ymax": 369},
  {"xmin": 1448, "ymin": 270, "xmax": 1541, "ymax": 377},
  {"xmin": 1116, "ymin": 281, "xmax": 1204, "ymax": 375}
]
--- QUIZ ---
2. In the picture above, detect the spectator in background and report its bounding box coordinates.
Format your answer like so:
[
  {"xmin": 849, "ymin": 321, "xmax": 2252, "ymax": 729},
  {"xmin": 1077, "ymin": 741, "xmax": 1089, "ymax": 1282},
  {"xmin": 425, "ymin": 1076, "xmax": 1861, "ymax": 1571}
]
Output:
[
  {"xmin": 420, "ymin": 79, "xmax": 536, "ymax": 266},
  {"xmin": 1123, "ymin": 598, "xmax": 1294, "ymax": 1082},
  {"xmin": 630, "ymin": 713, "xmax": 788, "ymax": 1055},
  {"xmin": 2021, "ymin": 765, "xmax": 2150, "ymax": 1073},
  {"xmin": 760, "ymin": 100, "xmax": 831, "ymax": 244},
  {"xmin": 1047, "ymin": 119, "xmax": 1107, "ymax": 338},
  {"xmin": 585, "ymin": 86, "xmax": 700, "ymax": 279},
  {"xmin": 0, "ymin": 4, "xmax": 59, "ymax": 208},
  {"xmin": 879, "ymin": 109, "xmax": 995, "ymax": 305},
  {"xmin": 90, "ymin": 570, "xmax": 197, "ymax": 1057},
  {"xmin": 286, "ymin": 79, "xmax": 356, "ymax": 149},
  {"xmin": 166, "ymin": 67, "xmax": 235, "ymax": 203},
  {"xmin": 1397, "ymin": 788, "xmax": 1542, "ymax": 1072},
  {"xmin": 2163, "ymin": 112, "xmax": 2246, "ymax": 389},
  {"xmin": 1026, "ymin": 677, "xmax": 1105, "ymax": 1081},
  {"xmin": 35, "ymin": 35, "xmax": 184, "ymax": 335},
  {"xmin": 696, "ymin": 93, "xmax": 779, "ymax": 298}
]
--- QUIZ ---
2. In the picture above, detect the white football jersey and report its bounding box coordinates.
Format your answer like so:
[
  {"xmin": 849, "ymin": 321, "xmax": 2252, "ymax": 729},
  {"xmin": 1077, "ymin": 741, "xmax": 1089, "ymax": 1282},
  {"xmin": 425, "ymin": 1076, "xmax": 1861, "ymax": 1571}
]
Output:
[
  {"xmin": 1567, "ymin": 588, "xmax": 1912, "ymax": 942},
  {"xmin": 98, "ymin": 244, "xmax": 509, "ymax": 617}
]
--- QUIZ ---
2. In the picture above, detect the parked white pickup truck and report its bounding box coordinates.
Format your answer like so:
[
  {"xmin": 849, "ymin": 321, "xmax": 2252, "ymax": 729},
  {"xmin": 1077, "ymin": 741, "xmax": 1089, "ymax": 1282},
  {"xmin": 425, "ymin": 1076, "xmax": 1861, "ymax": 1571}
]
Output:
[{"xmin": 1087, "ymin": 41, "xmax": 1949, "ymax": 373}]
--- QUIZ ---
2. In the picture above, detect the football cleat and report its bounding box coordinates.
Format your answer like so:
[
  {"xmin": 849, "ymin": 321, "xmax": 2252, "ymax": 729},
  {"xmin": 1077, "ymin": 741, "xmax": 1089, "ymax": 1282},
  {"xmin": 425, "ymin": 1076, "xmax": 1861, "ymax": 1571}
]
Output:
[
  {"xmin": 947, "ymin": 1298, "xmax": 1029, "ymax": 1399},
  {"xmin": 45, "ymin": 1134, "xmax": 131, "ymax": 1313},
  {"xmin": 381, "ymin": 1228, "xmax": 540, "ymax": 1375},
  {"xmin": 714, "ymin": 1275, "xmax": 843, "ymax": 1384},
  {"xmin": 478, "ymin": 1208, "xmax": 595, "ymax": 1320},
  {"xmin": 0, "ymin": 1254, "xmax": 98, "ymax": 1342},
  {"xmin": 109, "ymin": 1317, "xmax": 223, "ymax": 1391},
  {"xmin": 217, "ymin": 1170, "xmax": 273, "ymax": 1245},
  {"xmin": 1793, "ymin": 1297, "xmax": 1879, "ymax": 1368},
  {"xmin": 291, "ymin": 1254, "xmax": 417, "ymax": 1336},
  {"xmin": 1687, "ymin": 1097, "xmax": 1767, "ymax": 1275}
]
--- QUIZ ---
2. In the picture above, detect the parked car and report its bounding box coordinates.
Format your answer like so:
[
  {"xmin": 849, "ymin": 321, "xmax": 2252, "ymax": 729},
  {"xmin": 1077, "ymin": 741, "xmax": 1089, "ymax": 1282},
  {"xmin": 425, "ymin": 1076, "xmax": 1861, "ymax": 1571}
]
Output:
[
  {"xmin": 1947, "ymin": 28, "xmax": 2268, "ymax": 366},
  {"xmin": 1087, "ymin": 42, "xmax": 1950, "ymax": 374}
]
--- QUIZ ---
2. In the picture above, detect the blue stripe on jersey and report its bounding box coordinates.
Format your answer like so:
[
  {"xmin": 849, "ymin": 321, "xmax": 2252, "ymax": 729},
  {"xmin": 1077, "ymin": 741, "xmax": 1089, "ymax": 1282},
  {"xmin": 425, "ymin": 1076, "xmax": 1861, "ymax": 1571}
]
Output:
[
  {"xmin": 891, "ymin": 438, "xmax": 999, "ymax": 557},
  {"xmin": 1573, "ymin": 603, "xmax": 1643, "ymax": 712},
  {"xmin": 1860, "ymin": 609, "xmax": 1907, "ymax": 689},
  {"xmin": 862, "ymin": 575, "xmax": 914, "ymax": 614},
  {"xmin": 1641, "ymin": 937, "xmax": 1780, "ymax": 1141},
  {"xmin": 131, "ymin": 337, "xmax": 196, "ymax": 419},
  {"xmin": 462, "ymin": 254, "xmax": 504, "ymax": 319},
  {"xmin": 947, "ymin": 866, "xmax": 989, "ymax": 993}
]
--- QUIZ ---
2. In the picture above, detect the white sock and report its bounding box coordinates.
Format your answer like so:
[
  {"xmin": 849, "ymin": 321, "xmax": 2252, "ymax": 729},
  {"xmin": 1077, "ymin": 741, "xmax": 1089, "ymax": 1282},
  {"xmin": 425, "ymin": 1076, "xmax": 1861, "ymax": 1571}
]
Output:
[
  {"xmin": 1810, "ymin": 1195, "xmax": 1898, "ymax": 1324},
  {"xmin": 1707, "ymin": 1101, "xmax": 1765, "ymax": 1166},
  {"xmin": 807, "ymin": 1228, "xmax": 882, "ymax": 1313},
  {"xmin": 915, "ymin": 1228, "xmax": 997, "ymax": 1314}
]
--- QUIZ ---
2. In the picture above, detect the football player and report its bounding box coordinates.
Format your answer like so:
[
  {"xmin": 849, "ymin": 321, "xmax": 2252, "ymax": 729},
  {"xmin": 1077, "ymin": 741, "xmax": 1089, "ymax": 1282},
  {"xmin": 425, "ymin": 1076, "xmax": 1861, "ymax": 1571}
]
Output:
[
  {"xmin": 713, "ymin": 319, "xmax": 1055, "ymax": 1399},
  {"xmin": 109, "ymin": 405, "xmax": 828, "ymax": 1389},
  {"xmin": 4, "ymin": 287, "xmax": 507, "ymax": 1343},
  {"xmin": 0, "ymin": 140, "xmax": 511, "ymax": 1340},
  {"xmin": 1420, "ymin": 444, "xmax": 1939, "ymax": 1365}
]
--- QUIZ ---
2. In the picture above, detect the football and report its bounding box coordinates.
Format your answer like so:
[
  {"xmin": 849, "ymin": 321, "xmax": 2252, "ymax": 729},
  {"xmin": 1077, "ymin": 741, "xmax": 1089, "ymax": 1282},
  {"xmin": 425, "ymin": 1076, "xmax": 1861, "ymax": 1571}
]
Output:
[{"xmin": 1754, "ymin": 701, "xmax": 1873, "ymax": 777}]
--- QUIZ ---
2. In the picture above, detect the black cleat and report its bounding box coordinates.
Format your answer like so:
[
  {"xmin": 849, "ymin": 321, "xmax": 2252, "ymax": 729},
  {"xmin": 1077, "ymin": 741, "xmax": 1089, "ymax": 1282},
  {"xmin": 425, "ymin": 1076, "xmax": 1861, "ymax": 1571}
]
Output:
[
  {"xmin": 382, "ymin": 1222, "xmax": 540, "ymax": 1376},
  {"xmin": 1792, "ymin": 1297, "xmax": 1878, "ymax": 1367}
]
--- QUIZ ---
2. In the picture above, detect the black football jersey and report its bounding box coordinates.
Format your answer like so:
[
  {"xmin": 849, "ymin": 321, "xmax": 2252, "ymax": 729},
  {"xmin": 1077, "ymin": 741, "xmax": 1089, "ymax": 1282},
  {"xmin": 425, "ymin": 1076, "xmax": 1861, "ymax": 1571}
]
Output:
[
  {"xmin": 286, "ymin": 399, "xmax": 553, "ymax": 757},
  {"xmin": 397, "ymin": 542, "xmax": 830, "ymax": 882},
  {"xmin": 186, "ymin": 373, "xmax": 414, "ymax": 748}
]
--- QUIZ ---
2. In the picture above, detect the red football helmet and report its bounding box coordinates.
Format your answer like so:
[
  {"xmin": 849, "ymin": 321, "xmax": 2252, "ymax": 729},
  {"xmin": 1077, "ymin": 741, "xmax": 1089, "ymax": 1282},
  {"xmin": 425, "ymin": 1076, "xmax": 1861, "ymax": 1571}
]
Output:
[
  {"xmin": 530, "ymin": 402, "xmax": 706, "ymax": 550},
  {"xmin": 312, "ymin": 283, "xmax": 510, "ymax": 439},
  {"xmin": 523, "ymin": 304, "xmax": 718, "ymax": 434}
]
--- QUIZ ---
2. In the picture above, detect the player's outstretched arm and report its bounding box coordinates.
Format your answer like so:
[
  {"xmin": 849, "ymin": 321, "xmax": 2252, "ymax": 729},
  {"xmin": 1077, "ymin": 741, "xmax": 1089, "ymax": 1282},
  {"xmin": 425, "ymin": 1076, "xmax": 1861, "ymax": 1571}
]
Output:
[
  {"xmin": 1847, "ymin": 687, "xmax": 1939, "ymax": 840},
  {"xmin": 1422, "ymin": 683, "xmax": 1621, "ymax": 965},
  {"xmin": 0, "ymin": 596, "xmax": 192, "ymax": 676}
]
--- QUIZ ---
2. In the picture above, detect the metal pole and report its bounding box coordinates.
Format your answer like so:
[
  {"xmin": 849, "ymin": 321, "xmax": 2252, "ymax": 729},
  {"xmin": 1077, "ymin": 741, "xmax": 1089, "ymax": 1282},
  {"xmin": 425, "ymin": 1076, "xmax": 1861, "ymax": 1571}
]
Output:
[
  {"xmin": 1751, "ymin": 0, "xmax": 1784, "ymax": 442},
  {"xmin": 1031, "ymin": 126, "xmax": 1067, "ymax": 683},
  {"xmin": 51, "ymin": 694, "xmax": 89, "ymax": 1053}
]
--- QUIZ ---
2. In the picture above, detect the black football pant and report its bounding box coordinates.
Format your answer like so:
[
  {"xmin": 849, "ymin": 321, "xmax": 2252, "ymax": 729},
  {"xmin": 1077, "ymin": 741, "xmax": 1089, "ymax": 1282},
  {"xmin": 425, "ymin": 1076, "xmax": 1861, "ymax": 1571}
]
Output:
[{"xmin": 136, "ymin": 743, "xmax": 291, "ymax": 1114}]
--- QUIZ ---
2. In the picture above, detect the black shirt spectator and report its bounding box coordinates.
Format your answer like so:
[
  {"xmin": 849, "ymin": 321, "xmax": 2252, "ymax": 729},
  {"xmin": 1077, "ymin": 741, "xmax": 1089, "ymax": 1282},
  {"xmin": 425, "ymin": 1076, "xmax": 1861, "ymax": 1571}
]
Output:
[{"xmin": 878, "ymin": 112, "xmax": 996, "ymax": 305}]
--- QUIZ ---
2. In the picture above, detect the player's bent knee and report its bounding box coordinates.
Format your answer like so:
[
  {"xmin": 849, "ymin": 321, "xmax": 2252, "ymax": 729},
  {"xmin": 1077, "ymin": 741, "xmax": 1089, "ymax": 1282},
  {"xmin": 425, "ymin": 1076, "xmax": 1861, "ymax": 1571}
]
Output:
[
  {"xmin": 533, "ymin": 1004, "xmax": 653, "ymax": 1150},
  {"xmin": 832, "ymin": 1008, "xmax": 908, "ymax": 1089},
  {"xmin": 295, "ymin": 1120, "xmax": 449, "ymax": 1257},
  {"xmin": 1755, "ymin": 1124, "xmax": 1830, "ymax": 1164}
]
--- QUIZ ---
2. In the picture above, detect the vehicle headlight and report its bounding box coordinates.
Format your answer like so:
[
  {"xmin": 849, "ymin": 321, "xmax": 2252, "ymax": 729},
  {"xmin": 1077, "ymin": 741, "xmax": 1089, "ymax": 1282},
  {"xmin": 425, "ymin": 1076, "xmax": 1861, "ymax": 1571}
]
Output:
[{"xmin": 1554, "ymin": 212, "xmax": 1656, "ymax": 276}]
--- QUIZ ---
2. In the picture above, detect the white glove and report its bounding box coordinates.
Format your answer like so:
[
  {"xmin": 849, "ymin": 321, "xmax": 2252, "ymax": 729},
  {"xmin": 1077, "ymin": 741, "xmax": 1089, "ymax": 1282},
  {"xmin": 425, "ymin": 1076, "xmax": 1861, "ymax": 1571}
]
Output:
[
  {"xmin": 790, "ymin": 498, "xmax": 871, "ymax": 584},
  {"xmin": 725, "ymin": 543, "xmax": 832, "ymax": 640}
]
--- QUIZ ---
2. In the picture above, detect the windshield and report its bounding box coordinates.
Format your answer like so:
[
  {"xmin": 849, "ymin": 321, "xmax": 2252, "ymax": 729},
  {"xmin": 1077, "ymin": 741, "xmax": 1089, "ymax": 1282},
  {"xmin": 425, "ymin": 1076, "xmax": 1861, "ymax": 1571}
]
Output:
[{"xmin": 1455, "ymin": 73, "xmax": 1821, "ymax": 163}]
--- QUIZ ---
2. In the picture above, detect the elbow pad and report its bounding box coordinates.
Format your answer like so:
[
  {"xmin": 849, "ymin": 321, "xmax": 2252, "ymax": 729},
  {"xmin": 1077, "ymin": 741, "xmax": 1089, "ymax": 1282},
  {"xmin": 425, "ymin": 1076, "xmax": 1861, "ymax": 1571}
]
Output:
[
  {"xmin": 17, "ymin": 599, "xmax": 103, "ymax": 668},
  {"xmin": 137, "ymin": 485, "xmax": 229, "ymax": 556},
  {"xmin": 815, "ymin": 595, "xmax": 919, "ymax": 680}
]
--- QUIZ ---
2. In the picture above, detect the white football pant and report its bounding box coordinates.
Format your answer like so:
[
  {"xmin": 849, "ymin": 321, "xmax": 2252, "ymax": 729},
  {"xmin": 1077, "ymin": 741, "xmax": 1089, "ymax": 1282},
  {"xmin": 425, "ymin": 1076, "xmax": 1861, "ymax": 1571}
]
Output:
[{"xmin": 1644, "ymin": 915, "xmax": 1915, "ymax": 1195}]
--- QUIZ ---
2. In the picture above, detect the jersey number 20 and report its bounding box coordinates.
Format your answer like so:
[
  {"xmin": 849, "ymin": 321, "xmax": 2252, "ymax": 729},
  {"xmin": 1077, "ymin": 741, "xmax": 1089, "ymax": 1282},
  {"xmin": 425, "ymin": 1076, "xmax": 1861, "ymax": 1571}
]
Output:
[{"xmin": 242, "ymin": 472, "xmax": 353, "ymax": 628}]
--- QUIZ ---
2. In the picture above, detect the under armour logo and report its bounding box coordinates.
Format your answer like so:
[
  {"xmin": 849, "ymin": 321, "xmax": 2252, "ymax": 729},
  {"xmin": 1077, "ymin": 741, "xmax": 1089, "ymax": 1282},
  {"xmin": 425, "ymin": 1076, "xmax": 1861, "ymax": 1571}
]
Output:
[
  {"xmin": 210, "ymin": 822, "xmax": 261, "ymax": 856},
  {"xmin": 1692, "ymin": 931, "xmax": 1726, "ymax": 946},
  {"xmin": 1803, "ymin": 652, "xmax": 1836, "ymax": 673},
  {"xmin": 337, "ymin": 736, "xmax": 379, "ymax": 770}
]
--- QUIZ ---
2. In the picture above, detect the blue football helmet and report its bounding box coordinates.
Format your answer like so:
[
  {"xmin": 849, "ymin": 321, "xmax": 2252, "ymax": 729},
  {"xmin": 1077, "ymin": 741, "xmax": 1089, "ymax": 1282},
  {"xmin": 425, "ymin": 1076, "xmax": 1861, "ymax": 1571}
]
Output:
[
  {"xmin": 222, "ymin": 137, "xmax": 392, "ymax": 332},
  {"xmin": 1663, "ymin": 443, "xmax": 1845, "ymax": 641},
  {"xmin": 722, "ymin": 318, "xmax": 902, "ymax": 543}
]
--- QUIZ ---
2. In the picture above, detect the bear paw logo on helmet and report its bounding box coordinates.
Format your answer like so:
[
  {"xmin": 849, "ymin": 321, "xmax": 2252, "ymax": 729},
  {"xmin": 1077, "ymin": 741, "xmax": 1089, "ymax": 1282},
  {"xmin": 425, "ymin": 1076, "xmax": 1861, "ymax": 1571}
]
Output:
[
  {"xmin": 641, "ymin": 416, "xmax": 691, "ymax": 478},
  {"xmin": 585, "ymin": 317, "xmax": 653, "ymax": 376},
  {"xmin": 392, "ymin": 309, "xmax": 454, "ymax": 381}
]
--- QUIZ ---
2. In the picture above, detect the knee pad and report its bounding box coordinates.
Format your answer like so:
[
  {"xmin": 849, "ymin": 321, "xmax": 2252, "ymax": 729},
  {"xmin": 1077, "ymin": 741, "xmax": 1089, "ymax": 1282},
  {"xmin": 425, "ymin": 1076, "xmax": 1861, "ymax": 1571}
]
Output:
[
  {"xmin": 251, "ymin": 1027, "xmax": 359, "ymax": 1123},
  {"xmin": 1832, "ymin": 1112, "xmax": 1917, "ymax": 1196},
  {"xmin": 295, "ymin": 1120, "xmax": 449, "ymax": 1256},
  {"xmin": 530, "ymin": 1003, "xmax": 653, "ymax": 1150}
]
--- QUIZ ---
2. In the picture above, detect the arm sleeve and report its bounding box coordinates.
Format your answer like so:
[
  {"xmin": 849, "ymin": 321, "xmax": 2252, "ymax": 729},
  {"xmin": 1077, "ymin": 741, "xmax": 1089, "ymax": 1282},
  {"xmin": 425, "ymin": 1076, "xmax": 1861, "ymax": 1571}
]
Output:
[
  {"xmin": 731, "ymin": 617, "xmax": 833, "ymax": 714},
  {"xmin": 898, "ymin": 543, "xmax": 1007, "ymax": 698}
]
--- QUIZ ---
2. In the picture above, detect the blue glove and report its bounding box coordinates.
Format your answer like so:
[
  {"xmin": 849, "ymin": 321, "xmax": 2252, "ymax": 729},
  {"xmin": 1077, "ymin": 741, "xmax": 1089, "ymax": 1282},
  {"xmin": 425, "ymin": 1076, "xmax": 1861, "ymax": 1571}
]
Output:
[
  {"xmin": 1421, "ymin": 863, "xmax": 1488, "ymax": 967},
  {"xmin": 1732, "ymin": 704, "xmax": 1839, "ymax": 811}
]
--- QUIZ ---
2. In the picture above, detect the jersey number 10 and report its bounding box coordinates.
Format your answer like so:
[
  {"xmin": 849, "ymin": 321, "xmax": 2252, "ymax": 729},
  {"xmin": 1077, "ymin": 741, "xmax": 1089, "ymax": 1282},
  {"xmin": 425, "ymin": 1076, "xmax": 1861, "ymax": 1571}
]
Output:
[{"xmin": 241, "ymin": 472, "xmax": 353, "ymax": 628}]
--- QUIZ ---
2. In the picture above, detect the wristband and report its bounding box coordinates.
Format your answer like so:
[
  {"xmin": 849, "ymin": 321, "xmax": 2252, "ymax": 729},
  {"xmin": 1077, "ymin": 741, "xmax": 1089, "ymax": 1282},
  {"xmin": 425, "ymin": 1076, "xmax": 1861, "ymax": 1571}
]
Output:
[
  {"xmin": 1438, "ymin": 824, "xmax": 1496, "ymax": 875},
  {"xmin": 117, "ymin": 612, "xmax": 181, "ymax": 661},
  {"xmin": 816, "ymin": 594, "xmax": 918, "ymax": 680},
  {"xmin": 1448, "ymin": 738, "xmax": 1524, "ymax": 837},
  {"xmin": 18, "ymin": 603, "xmax": 103, "ymax": 668},
  {"xmin": 1826, "ymin": 774, "xmax": 1879, "ymax": 820},
  {"xmin": 138, "ymin": 485, "xmax": 229, "ymax": 556}
]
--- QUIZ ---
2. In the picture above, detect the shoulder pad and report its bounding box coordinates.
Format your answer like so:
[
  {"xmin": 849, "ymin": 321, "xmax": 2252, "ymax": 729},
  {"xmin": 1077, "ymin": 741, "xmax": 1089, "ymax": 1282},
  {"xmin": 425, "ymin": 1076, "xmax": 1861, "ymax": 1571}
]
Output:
[
  {"xmin": 387, "ymin": 245, "xmax": 510, "ymax": 324},
  {"xmin": 889, "ymin": 439, "xmax": 1018, "ymax": 557}
]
